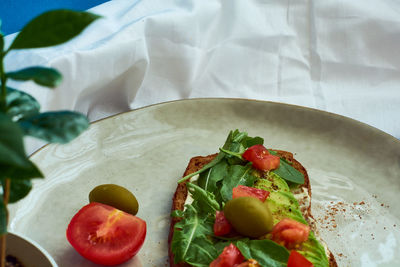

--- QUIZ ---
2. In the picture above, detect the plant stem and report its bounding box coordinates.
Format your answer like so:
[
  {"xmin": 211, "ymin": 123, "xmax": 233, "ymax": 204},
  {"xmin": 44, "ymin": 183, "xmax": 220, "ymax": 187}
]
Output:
[
  {"xmin": 0, "ymin": 179, "xmax": 10, "ymax": 267},
  {"xmin": 0, "ymin": 50, "xmax": 7, "ymax": 112}
]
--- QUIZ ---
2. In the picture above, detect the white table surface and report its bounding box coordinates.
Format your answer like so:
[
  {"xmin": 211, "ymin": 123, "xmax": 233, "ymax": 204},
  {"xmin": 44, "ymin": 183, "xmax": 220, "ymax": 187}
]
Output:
[{"xmin": 4, "ymin": 0, "xmax": 400, "ymax": 154}]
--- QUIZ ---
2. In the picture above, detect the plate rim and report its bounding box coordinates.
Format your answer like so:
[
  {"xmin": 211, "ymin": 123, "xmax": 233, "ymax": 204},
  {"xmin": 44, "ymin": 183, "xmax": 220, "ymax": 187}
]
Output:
[{"xmin": 29, "ymin": 97, "xmax": 400, "ymax": 160}]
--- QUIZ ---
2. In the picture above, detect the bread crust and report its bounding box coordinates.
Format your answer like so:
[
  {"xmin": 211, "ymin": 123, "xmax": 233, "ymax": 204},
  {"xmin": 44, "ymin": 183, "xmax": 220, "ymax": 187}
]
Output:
[{"xmin": 168, "ymin": 151, "xmax": 337, "ymax": 267}]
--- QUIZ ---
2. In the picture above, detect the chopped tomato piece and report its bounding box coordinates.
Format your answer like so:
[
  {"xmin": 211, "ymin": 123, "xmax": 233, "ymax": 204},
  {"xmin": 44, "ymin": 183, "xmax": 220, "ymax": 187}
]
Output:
[
  {"xmin": 66, "ymin": 202, "xmax": 146, "ymax": 266},
  {"xmin": 271, "ymin": 218, "xmax": 310, "ymax": 249},
  {"xmin": 287, "ymin": 250, "xmax": 313, "ymax": 267},
  {"xmin": 214, "ymin": 211, "xmax": 232, "ymax": 236},
  {"xmin": 242, "ymin": 145, "xmax": 280, "ymax": 171},
  {"xmin": 209, "ymin": 243, "xmax": 244, "ymax": 267},
  {"xmin": 232, "ymin": 185, "xmax": 270, "ymax": 202}
]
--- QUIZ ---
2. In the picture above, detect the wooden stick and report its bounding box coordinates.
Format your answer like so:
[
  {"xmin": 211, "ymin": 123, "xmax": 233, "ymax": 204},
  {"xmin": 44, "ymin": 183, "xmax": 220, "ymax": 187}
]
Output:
[{"xmin": 0, "ymin": 179, "xmax": 10, "ymax": 267}]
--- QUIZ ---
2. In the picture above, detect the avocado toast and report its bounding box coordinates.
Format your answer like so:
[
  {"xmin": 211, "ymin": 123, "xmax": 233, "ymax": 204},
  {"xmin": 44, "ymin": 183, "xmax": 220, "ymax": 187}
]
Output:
[{"xmin": 169, "ymin": 130, "xmax": 337, "ymax": 267}]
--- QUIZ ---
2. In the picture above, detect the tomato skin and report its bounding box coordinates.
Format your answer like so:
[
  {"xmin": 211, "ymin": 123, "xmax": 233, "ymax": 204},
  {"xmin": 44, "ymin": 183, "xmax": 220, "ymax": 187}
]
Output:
[
  {"xmin": 287, "ymin": 250, "xmax": 314, "ymax": 267},
  {"xmin": 242, "ymin": 145, "xmax": 280, "ymax": 171},
  {"xmin": 209, "ymin": 243, "xmax": 244, "ymax": 267},
  {"xmin": 66, "ymin": 202, "xmax": 146, "ymax": 266},
  {"xmin": 232, "ymin": 185, "xmax": 270, "ymax": 202},
  {"xmin": 214, "ymin": 211, "xmax": 232, "ymax": 236},
  {"xmin": 271, "ymin": 218, "xmax": 310, "ymax": 249}
]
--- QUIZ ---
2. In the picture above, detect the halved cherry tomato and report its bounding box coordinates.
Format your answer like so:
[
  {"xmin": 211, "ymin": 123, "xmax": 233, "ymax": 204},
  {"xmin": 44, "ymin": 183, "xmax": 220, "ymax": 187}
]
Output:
[
  {"xmin": 242, "ymin": 145, "xmax": 280, "ymax": 171},
  {"xmin": 287, "ymin": 250, "xmax": 313, "ymax": 267},
  {"xmin": 66, "ymin": 202, "xmax": 146, "ymax": 266},
  {"xmin": 209, "ymin": 243, "xmax": 244, "ymax": 267},
  {"xmin": 271, "ymin": 218, "xmax": 310, "ymax": 249},
  {"xmin": 214, "ymin": 211, "xmax": 232, "ymax": 236},
  {"xmin": 232, "ymin": 185, "xmax": 270, "ymax": 202}
]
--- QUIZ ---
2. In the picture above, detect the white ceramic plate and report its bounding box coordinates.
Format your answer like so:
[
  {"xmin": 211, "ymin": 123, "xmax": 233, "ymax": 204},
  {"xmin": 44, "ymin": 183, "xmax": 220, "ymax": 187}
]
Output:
[{"xmin": 8, "ymin": 98, "xmax": 400, "ymax": 267}]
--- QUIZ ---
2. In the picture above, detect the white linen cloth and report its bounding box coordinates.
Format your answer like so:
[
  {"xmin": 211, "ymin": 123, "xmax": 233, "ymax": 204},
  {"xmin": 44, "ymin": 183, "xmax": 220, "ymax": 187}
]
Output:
[{"xmin": 4, "ymin": 0, "xmax": 400, "ymax": 154}]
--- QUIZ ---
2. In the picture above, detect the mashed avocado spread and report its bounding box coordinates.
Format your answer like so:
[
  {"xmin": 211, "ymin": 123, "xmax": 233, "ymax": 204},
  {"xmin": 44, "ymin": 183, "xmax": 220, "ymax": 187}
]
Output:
[{"xmin": 255, "ymin": 173, "xmax": 329, "ymax": 267}]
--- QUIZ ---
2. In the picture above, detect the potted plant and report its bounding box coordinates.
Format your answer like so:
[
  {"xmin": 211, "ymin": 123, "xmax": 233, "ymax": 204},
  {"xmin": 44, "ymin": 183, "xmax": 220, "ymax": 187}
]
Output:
[{"xmin": 0, "ymin": 10, "xmax": 100, "ymax": 267}]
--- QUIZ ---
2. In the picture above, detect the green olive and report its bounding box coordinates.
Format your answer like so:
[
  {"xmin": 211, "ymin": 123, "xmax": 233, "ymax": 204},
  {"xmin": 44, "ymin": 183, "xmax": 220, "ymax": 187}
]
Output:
[
  {"xmin": 223, "ymin": 197, "xmax": 273, "ymax": 238},
  {"xmin": 89, "ymin": 184, "xmax": 139, "ymax": 215}
]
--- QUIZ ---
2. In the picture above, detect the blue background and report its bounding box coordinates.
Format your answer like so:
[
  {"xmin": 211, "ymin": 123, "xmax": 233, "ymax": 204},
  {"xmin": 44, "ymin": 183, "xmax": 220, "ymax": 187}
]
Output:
[{"xmin": 0, "ymin": 0, "xmax": 109, "ymax": 35}]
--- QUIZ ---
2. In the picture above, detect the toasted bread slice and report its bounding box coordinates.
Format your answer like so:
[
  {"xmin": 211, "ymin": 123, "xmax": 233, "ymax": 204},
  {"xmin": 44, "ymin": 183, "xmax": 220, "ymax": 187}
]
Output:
[{"xmin": 169, "ymin": 151, "xmax": 337, "ymax": 267}]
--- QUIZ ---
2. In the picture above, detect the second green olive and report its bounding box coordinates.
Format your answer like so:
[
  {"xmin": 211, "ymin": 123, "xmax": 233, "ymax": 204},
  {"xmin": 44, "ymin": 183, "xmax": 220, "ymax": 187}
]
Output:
[
  {"xmin": 223, "ymin": 196, "xmax": 273, "ymax": 238},
  {"xmin": 89, "ymin": 184, "xmax": 139, "ymax": 215}
]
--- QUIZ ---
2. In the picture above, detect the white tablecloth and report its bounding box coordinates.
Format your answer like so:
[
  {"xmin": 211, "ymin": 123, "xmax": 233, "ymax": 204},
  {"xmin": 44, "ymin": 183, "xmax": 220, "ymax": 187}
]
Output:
[{"xmin": 4, "ymin": 0, "xmax": 400, "ymax": 154}]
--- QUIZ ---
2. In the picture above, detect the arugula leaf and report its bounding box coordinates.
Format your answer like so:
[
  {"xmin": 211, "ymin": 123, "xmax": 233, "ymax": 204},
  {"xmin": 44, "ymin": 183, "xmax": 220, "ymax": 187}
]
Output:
[
  {"xmin": 7, "ymin": 67, "xmax": 62, "ymax": 88},
  {"xmin": 219, "ymin": 148, "xmax": 243, "ymax": 160},
  {"xmin": 197, "ymin": 160, "xmax": 228, "ymax": 195},
  {"xmin": 183, "ymin": 237, "xmax": 219, "ymax": 267},
  {"xmin": 237, "ymin": 239, "xmax": 289, "ymax": 267},
  {"xmin": 187, "ymin": 183, "xmax": 220, "ymax": 212},
  {"xmin": 179, "ymin": 129, "xmax": 258, "ymax": 183},
  {"xmin": 178, "ymin": 152, "xmax": 225, "ymax": 183},
  {"xmin": 171, "ymin": 210, "xmax": 184, "ymax": 218},
  {"xmin": 223, "ymin": 130, "xmax": 247, "ymax": 158},
  {"xmin": 220, "ymin": 164, "xmax": 258, "ymax": 202},
  {"xmin": 268, "ymin": 150, "xmax": 304, "ymax": 184},
  {"xmin": 271, "ymin": 160, "xmax": 304, "ymax": 184},
  {"xmin": 243, "ymin": 136, "xmax": 264, "ymax": 148},
  {"xmin": 171, "ymin": 205, "xmax": 218, "ymax": 266}
]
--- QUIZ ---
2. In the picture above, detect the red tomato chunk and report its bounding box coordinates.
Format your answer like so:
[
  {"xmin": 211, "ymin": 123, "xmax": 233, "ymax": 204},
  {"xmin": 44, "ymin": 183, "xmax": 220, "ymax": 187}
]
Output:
[
  {"xmin": 287, "ymin": 250, "xmax": 314, "ymax": 267},
  {"xmin": 214, "ymin": 211, "xmax": 232, "ymax": 236},
  {"xmin": 242, "ymin": 145, "xmax": 280, "ymax": 171},
  {"xmin": 66, "ymin": 202, "xmax": 146, "ymax": 266},
  {"xmin": 232, "ymin": 185, "xmax": 270, "ymax": 202},
  {"xmin": 209, "ymin": 243, "xmax": 244, "ymax": 267},
  {"xmin": 271, "ymin": 218, "xmax": 310, "ymax": 249}
]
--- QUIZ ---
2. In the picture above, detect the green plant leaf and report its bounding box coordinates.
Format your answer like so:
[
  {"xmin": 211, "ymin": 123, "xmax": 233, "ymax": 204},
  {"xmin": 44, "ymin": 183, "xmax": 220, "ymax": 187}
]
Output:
[
  {"xmin": 0, "ymin": 200, "xmax": 6, "ymax": 235},
  {"xmin": 7, "ymin": 67, "xmax": 62, "ymax": 88},
  {"xmin": 6, "ymin": 87, "xmax": 40, "ymax": 121},
  {"xmin": 1, "ymin": 179, "xmax": 32, "ymax": 204},
  {"xmin": 0, "ymin": 159, "xmax": 43, "ymax": 180},
  {"xmin": 18, "ymin": 111, "xmax": 89, "ymax": 144},
  {"xmin": 236, "ymin": 239, "xmax": 289, "ymax": 267},
  {"xmin": 9, "ymin": 10, "xmax": 101, "ymax": 50},
  {"xmin": 0, "ymin": 113, "xmax": 31, "ymax": 168}
]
